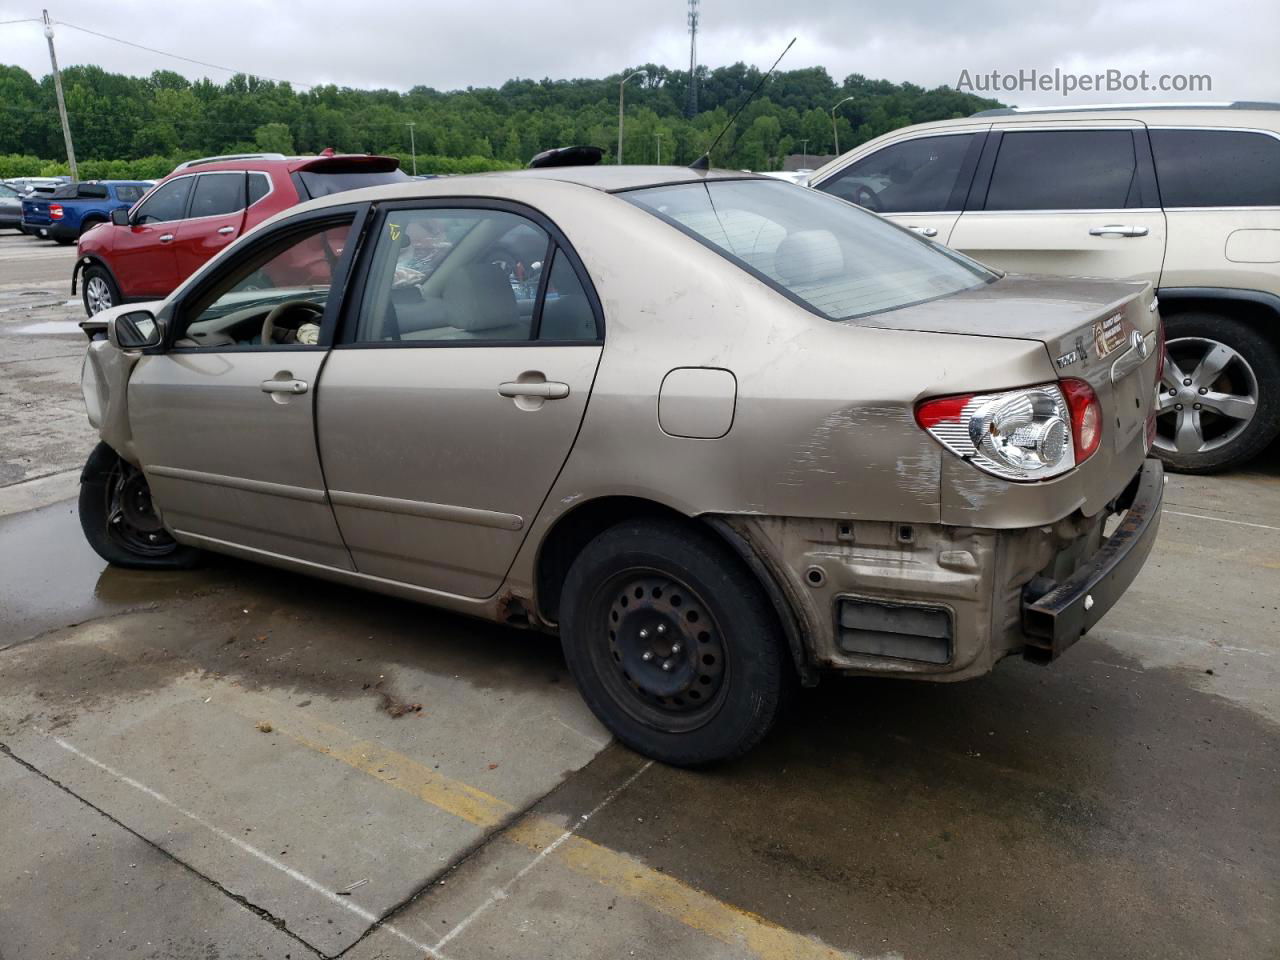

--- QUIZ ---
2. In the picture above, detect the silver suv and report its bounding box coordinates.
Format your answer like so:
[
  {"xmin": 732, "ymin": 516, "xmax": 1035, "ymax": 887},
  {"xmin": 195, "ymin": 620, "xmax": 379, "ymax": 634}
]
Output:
[{"xmin": 808, "ymin": 102, "xmax": 1280, "ymax": 472}]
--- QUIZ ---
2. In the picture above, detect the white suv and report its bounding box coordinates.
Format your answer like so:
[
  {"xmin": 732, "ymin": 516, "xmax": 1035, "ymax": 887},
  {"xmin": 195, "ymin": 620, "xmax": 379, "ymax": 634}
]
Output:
[{"xmin": 808, "ymin": 102, "xmax": 1280, "ymax": 472}]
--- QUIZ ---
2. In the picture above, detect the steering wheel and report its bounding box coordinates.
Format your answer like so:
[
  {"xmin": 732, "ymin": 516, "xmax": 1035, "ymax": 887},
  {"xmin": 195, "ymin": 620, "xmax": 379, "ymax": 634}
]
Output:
[
  {"xmin": 852, "ymin": 184, "xmax": 883, "ymax": 213},
  {"xmin": 261, "ymin": 299, "xmax": 324, "ymax": 344}
]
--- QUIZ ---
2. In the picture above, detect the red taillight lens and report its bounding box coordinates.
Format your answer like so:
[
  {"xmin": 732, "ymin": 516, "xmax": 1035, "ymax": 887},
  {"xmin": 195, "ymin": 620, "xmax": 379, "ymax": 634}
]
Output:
[
  {"xmin": 914, "ymin": 393, "xmax": 973, "ymax": 429},
  {"xmin": 49, "ymin": 203, "xmax": 63, "ymax": 220},
  {"xmin": 1060, "ymin": 378, "xmax": 1102, "ymax": 462}
]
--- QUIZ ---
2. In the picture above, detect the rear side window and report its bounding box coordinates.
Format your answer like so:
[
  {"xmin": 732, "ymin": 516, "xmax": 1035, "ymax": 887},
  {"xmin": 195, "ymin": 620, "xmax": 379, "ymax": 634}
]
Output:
[
  {"xmin": 818, "ymin": 134, "xmax": 978, "ymax": 213},
  {"xmin": 295, "ymin": 169, "xmax": 409, "ymax": 200},
  {"xmin": 985, "ymin": 130, "xmax": 1140, "ymax": 210},
  {"xmin": 248, "ymin": 173, "xmax": 271, "ymax": 205},
  {"xmin": 189, "ymin": 173, "xmax": 246, "ymax": 218},
  {"xmin": 133, "ymin": 178, "xmax": 193, "ymax": 224},
  {"xmin": 113, "ymin": 185, "xmax": 147, "ymax": 204},
  {"xmin": 1150, "ymin": 129, "xmax": 1280, "ymax": 207}
]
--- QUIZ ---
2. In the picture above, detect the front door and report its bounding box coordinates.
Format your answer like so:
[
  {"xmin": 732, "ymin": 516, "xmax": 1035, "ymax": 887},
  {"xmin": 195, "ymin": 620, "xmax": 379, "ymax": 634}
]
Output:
[
  {"xmin": 316, "ymin": 204, "xmax": 603, "ymax": 597},
  {"xmin": 128, "ymin": 210, "xmax": 361, "ymax": 568},
  {"xmin": 172, "ymin": 171, "xmax": 248, "ymax": 281},
  {"xmin": 111, "ymin": 175, "xmax": 193, "ymax": 298},
  {"xmin": 948, "ymin": 125, "xmax": 1168, "ymax": 285}
]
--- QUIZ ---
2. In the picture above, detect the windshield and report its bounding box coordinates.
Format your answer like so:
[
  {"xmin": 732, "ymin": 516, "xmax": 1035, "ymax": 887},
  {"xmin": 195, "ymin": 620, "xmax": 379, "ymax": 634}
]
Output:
[{"xmin": 624, "ymin": 179, "xmax": 995, "ymax": 321}]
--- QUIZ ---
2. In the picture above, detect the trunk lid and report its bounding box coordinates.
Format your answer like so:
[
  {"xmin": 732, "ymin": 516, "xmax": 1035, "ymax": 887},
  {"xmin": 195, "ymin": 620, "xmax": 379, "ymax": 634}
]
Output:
[{"xmin": 22, "ymin": 197, "xmax": 53, "ymax": 226}]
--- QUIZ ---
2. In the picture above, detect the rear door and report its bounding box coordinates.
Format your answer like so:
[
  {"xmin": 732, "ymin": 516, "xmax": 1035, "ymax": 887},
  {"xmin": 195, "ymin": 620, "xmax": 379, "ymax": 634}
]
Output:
[
  {"xmin": 948, "ymin": 123, "xmax": 1167, "ymax": 284},
  {"xmin": 172, "ymin": 172, "xmax": 249, "ymax": 280},
  {"xmin": 316, "ymin": 202, "xmax": 603, "ymax": 598},
  {"xmin": 810, "ymin": 127, "xmax": 987, "ymax": 245},
  {"xmin": 110, "ymin": 175, "xmax": 193, "ymax": 298}
]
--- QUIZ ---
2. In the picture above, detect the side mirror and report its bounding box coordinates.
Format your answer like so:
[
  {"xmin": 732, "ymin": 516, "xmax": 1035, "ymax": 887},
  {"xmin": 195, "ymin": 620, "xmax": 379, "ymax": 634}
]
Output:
[
  {"xmin": 111, "ymin": 208, "xmax": 131, "ymax": 227},
  {"xmin": 109, "ymin": 310, "xmax": 164, "ymax": 350}
]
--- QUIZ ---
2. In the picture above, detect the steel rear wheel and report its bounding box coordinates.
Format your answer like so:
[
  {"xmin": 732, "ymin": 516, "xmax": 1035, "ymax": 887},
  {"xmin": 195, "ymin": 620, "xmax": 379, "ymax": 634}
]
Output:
[
  {"xmin": 1154, "ymin": 313, "xmax": 1280, "ymax": 474},
  {"xmin": 560, "ymin": 518, "xmax": 790, "ymax": 766}
]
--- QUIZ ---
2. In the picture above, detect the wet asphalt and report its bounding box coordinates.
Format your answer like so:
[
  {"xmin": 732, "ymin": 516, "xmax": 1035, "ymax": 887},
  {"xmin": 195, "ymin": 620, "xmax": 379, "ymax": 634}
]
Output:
[{"xmin": 0, "ymin": 232, "xmax": 1277, "ymax": 959}]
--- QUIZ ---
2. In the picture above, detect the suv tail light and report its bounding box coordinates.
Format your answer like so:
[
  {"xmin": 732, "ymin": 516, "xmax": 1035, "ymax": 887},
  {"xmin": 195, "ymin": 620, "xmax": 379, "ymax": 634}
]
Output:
[
  {"xmin": 915, "ymin": 381, "xmax": 1100, "ymax": 481},
  {"xmin": 49, "ymin": 203, "xmax": 63, "ymax": 220}
]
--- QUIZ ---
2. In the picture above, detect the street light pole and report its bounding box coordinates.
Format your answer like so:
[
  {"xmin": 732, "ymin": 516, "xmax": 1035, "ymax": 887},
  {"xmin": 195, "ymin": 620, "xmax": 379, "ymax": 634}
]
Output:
[
  {"xmin": 405, "ymin": 121, "xmax": 417, "ymax": 176},
  {"xmin": 655, "ymin": 133, "xmax": 662, "ymax": 165},
  {"xmin": 617, "ymin": 70, "xmax": 646, "ymax": 164},
  {"xmin": 42, "ymin": 9, "xmax": 77, "ymax": 181},
  {"xmin": 799, "ymin": 138, "xmax": 809, "ymax": 170},
  {"xmin": 830, "ymin": 96, "xmax": 855, "ymax": 157}
]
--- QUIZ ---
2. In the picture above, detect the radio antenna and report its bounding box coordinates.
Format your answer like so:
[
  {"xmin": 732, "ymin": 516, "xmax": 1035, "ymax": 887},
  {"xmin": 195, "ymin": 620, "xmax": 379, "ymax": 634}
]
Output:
[{"xmin": 689, "ymin": 36, "xmax": 796, "ymax": 171}]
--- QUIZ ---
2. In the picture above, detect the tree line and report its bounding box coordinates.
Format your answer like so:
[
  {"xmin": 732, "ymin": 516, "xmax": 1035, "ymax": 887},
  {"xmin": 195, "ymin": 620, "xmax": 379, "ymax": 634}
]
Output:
[{"xmin": 0, "ymin": 61, "xmax": 999, "ymax": 179}]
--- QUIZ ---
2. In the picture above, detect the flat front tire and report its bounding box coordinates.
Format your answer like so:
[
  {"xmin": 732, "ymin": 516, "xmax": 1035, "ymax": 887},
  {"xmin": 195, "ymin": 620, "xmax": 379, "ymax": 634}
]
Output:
[
  {"xmin": 78, "ymin": 442, "xmax": 200, "ymax": 569},
  {"xmin": 560, "ymin": 518, "xmax": 791, "ymax": 766}
]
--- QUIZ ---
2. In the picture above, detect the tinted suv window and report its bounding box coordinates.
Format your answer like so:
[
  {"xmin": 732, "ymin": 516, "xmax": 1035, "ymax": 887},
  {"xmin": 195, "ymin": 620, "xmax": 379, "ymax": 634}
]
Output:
[
  {"xmin": 295, "ymin": 169, "xmax": 409, "ymax": 200},
  {"xmin": 247, "ymin": 172, "xmax": 271, "ymax": 205},
  {"xmin": 985, "ymin": 130, "xmax": 1139, "ymax": 210},
  {"xmin": 189, "ymin": 173, "xmax": 245, "ymax": 218},
  {"xmin": 819, "ymin": 134, "xmax": 977, "ymax": 213},
  {"xmin": 1150, "ymin": 129, "xmax": 1280, "ymax": 207},
  {"xmin": 134, "ymin": 178, "xmax": 193, "ymax": 224},
  {"xmin": 113, "ymin": 185, "xmax": 147, "ymax": 204}
]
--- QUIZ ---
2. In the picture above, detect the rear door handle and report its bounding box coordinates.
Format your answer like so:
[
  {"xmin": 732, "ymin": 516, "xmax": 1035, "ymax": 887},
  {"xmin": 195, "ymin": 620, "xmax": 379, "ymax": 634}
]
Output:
[
  {"xmin": 261, "ymin": 378, "xmax": 309, "ymax": 394},
  {"xmin": 1089, "ymin": 225, "xmax": 1149, "ymax": 238},
  {"xmin": 159, "ymin": 233, "xmax": 174, "ymax": 243},
  {"xmin": 908, "ymin": 225, "xmax": 938, "ymax": 238},
  {"xmin": 498, "ymin": 381, "xmax": 569, "ymax": 399},
  {"xmin": 217, "ymin": 226, "xmax": 235, "ymax": 235}
]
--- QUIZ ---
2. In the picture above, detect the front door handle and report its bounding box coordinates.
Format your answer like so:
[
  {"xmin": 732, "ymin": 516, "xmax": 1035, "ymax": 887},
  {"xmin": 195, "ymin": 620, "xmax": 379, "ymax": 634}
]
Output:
[
  {"xmin": 159, "ymin": 233, "xmax": 174, "ymax": 243},
  {"xmin": 217, "ymin": 226, "xmax": 235, "ymax": 235},
  {"xmin": 498, "ymin": 381, "xmax": 569, "ymax": 400},
  {"xmin": 261, "ymin": 378, "xmax": 309, "ymax": 395},
  {"xmin": 1089, "ymin": 225, "xmax": 1149, "ymax": 238},
  {"xmin": 908, "ymin": 225, "xmax": 938, "ymax": 238}
]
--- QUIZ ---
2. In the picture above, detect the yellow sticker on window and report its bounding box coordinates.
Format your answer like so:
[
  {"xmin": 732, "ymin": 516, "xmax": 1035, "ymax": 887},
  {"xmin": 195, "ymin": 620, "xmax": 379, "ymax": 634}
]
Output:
[{"xmin": 389, "ymin": 222, "xmax": 401, "ymax": 242}]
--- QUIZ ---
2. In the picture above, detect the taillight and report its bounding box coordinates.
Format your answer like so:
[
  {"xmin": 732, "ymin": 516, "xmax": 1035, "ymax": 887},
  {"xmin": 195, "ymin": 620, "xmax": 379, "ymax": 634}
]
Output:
[
  {"xmin": 1059, "ymin": 378, "xmax": 1102, "ymax": 463},
  {"xmin": 915, "ymin": 383, "xmax": 1077, "ymax": 481},
  {"xmin": 49, "ymin": 203, "xmax": 63, "ymax": 220}
]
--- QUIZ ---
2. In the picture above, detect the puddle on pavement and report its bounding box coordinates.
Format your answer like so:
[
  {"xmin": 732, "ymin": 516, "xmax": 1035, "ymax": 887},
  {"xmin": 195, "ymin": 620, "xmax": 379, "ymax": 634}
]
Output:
[
  {"xmin": 10, "ymin": 320, "xmax": 83, "ymax": 335},
  {"xmin": 0, "ymin": 501, "xmax": 201, "ymax": 647}
]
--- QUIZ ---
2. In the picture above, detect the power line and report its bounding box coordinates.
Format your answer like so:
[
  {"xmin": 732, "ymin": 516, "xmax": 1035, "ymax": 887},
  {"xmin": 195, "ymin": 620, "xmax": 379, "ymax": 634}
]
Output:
[
  {"xmin": 0, "ymin": 16, "xmax": 40, "ymax": 25},
  {"xmin": 53, "ymin": 19, "xmax": 315, "ymax": 89}
]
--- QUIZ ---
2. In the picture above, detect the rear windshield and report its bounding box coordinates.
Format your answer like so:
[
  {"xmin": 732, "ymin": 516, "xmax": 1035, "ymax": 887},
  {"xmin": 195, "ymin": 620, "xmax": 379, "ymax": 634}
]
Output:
[
  {"xmin": 294, "ymin": 169, "xmax": 409, "ymax": 200},
  {"xmin": 624, "ymin": 179, "xmax": 994, "ymax": 320}
]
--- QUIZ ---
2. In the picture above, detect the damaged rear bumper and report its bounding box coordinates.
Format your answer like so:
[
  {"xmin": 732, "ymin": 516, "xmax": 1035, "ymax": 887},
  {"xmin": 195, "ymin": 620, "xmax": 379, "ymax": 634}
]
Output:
[{"xmin": 1020, "ymin": 458, "xmax": 1163, "ymax": 662}]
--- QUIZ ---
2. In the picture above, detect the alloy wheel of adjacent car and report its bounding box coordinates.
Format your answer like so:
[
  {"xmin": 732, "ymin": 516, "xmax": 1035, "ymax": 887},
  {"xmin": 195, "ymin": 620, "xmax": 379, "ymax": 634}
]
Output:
[
  {"xmin": 1153, "ymin": 313, "xmax": 1280, "ymax": 473},
  {"xmin": 83, "ymin": 267, "xmax": 117, "ymax": 316}
]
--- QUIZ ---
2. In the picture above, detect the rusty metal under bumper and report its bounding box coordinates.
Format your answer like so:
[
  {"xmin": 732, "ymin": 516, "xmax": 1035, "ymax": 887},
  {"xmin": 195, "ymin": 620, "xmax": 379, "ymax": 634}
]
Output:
[{"xmin": 1021, "ymin": 458, "xmax": 1164, "ymax": 663}]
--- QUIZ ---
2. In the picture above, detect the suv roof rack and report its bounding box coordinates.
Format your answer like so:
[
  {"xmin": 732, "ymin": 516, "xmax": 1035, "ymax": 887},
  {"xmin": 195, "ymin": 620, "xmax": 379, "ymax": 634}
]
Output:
[
  {"xmin": 172, "ymin": 152, "xmax": 287, "ymax": 171},
  {"xmin": 972, "ymin": 101, "xmax": 1280, "ymax": 117}
]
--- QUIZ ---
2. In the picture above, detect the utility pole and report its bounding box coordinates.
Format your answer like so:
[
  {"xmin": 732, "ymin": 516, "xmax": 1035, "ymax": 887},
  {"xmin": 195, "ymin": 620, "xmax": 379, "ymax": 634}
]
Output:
[
  {"xmin": 405, "ymin": 121, "xmax": 417, "ymax": 176},
  {"xmin": 655, "ymin": 133, "xmax": 662, "ymax": 165},
  {"xmin": 42, "ymin": 9, "xmax": 77, "ymax": 181},
  {"xmin": 799, "ymin": 138, "xmax": 809, "ymax": 169},
  {"xmin": 686, "ymin": 0, "xmax": 699, "ymax": 117}
]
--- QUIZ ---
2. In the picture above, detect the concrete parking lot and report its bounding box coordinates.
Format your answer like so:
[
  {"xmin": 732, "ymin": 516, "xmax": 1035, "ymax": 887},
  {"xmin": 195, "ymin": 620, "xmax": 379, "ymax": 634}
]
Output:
[{"xmin": 1, "ymin": 231, "xmax": 1277, "ymax": 959}]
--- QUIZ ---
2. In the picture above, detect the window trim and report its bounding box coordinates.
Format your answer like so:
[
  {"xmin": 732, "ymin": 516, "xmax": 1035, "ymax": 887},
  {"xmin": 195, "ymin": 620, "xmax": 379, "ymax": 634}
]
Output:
[
  {"xmin": 131, "ymin": 170, "xmax": 276, "ymax": 224},
  {"xmin": 335, "ymin": 196, "xmax": 605, "ymax": 350},
  {"xmin": 160, "ymin": 202, "xmax": 369, "ymax": 354},
  {"xmin": 1147, "ymin": 125, "xmax": 1280, "ymax": 211},
  {"xmin": 811, "ymin": 129, "xmax": 988, "ymax": 216}
]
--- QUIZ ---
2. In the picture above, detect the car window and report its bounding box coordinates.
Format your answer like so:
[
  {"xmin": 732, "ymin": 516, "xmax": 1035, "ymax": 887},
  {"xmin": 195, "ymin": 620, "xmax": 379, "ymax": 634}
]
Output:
[
  {"xmin": 295, "ymin": 168, "xmax": 409, "ymax": 200},
  {"xmin": 538, "ymin": 250, "xmax": 597, "ymax": 341},
  {"xmin": 189, "ymin": 173, "xmax": 246, "ymax": 218},
  {"xmin": 176, "ymin": 215, "xmax": 354, "ymax": 349},
  {"xmin": 248, "ymin": 172, "xmax": 271, "ymax": 205},
  {"xmin": 818, "ymin": 134, "xmax": 977, "ymax": 213},
  {"xmin": 984, "ymin": 130, "xmax": 1140, "ymax": 211},
  {"xmin": 1150, "ymin": 129, "xmax": 1280, "ymax": 207},
  {"xmin": 134, "ymin": 178, "xmax": 193, "ymax": 224},
  {"xmin": 354, "ymin": 208, "xmax": 552, "ymax": 343},
  {"xmin": 113, "ymin": 185, "xmax": 147, "ymax": 204},
  {"xmin": 626, "ymin": 179, "xmax": 994, "ymax": 321},
  {"xmin": 0, "ymin": 183, "xmax": 17, "ymax": 197}
]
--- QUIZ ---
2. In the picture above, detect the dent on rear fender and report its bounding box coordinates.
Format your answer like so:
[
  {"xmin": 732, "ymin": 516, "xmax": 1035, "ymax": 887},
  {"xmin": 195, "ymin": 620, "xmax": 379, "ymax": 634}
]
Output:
[{"xmin": 83, "ymin": 339, "xmax": 142, "ymax": 465}]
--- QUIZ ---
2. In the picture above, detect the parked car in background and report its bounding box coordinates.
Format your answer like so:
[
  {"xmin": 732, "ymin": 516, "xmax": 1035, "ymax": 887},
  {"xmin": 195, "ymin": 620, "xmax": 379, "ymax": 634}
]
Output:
[
  {"xmin": 20, "ymin": 180, "xmax": 153, "ymax": 244},
  {"xmin": 75, "ymin": 152, "xmax": 407, "ymax": 317},
  {"xmin": 0, "ymin": 182, "xmax": 23, "ymax": 230},
  {"xmin": 76, "ymin": 167, "xmax": 1161, "ymax": 765},
  {"xmin": 5, "ymin": 175, "xmax": 70, "ymax": 196},
  {"xmin": 808, "ymin": 102, "xmax": 1280, "ymax": 472}
]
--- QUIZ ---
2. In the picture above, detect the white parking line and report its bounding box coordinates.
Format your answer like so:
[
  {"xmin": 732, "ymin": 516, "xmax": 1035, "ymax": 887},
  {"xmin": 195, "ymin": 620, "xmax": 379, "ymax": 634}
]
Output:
[
  {"xmin": 1163, "ymin": 509, "xmax": 1280, "ymax": 532},
  {"xmin": 51, "ymin": 735, "xmax": 446, "ymax": 959}
]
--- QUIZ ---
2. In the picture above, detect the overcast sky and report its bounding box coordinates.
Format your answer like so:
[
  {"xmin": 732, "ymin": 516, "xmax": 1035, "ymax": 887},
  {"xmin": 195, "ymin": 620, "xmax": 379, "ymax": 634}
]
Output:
[{"xmin": 2, "ymin": 0, "xmax": 1277, "ymax": 105}]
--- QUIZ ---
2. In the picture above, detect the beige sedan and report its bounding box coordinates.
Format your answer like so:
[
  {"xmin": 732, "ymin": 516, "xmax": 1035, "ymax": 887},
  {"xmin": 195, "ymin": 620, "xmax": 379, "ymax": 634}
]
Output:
[{"xmin": 77, "ymin": 166, "xmax": 1164, "ymax": 764}]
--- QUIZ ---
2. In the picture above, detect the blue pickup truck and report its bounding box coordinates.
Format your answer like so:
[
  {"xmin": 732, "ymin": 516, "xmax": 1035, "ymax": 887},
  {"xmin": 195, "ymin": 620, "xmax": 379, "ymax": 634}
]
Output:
[{"xmin": 21, "ymin": 180, "xmax": 152, "ymax": 244}]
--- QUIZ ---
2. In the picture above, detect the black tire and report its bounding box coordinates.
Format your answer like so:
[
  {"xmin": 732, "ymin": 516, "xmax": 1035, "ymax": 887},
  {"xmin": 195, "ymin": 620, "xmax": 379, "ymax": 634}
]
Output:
[
  {"xmin": 77, "ymin": 217, "xmax": 105, "ymax": 238},
  {"xmin": 1156, "ymin": 312, "xmax": 1280, "ymax": 474},
  {"xmin": 560, "ymin": 518, "xmax": 791, "ymax": 766},
  {"xmin": 82, "ymin": 263, "xmax": 120, "ymax": 316},
  {"xmin": 78, "ymin": 442, "xmax": 200, "ymax": 569}
]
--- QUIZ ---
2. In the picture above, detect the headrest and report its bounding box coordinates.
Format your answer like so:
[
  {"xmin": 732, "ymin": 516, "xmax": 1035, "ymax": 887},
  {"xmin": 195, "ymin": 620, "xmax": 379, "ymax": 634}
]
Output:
[
  {"xmin": 774, "ymin": 230, "xmax": 845, "ymax": 285},
  {"xmin": 442, "ymin": 263, "xmax": 518, "ymax": 331}
]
